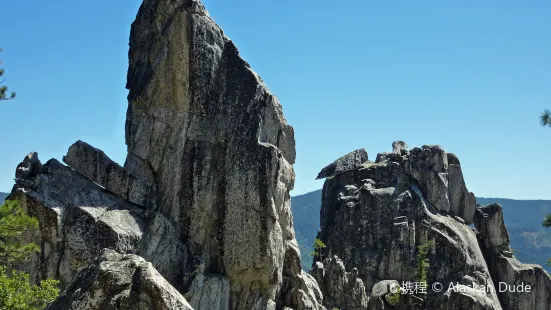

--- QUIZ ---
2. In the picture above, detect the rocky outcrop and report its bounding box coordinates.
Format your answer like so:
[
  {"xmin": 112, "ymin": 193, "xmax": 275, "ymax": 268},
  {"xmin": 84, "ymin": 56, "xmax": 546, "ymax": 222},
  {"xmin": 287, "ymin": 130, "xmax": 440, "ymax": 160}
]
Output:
[
  {"xmin": 46, "ymin": 249, "xmax": 193, "ymax": 310},
  {"xmin": 63, "ymin": 140, "xmax": 156, "ymax": 208},
  {"xmin": 475, "ymin": 204, "xmax": 551, "ymax": 310},
  {"xmin": 310, "ymin": 256, "xmax": 368, "ymax": 309},
  {"xmin": 9, "ymin": 0, "xmax": 322, "ymax": 308},
  {"xmin": 315, "ymin": 149, "xmax": 368, "ymax": 180},
  {"xmin": 314, "ymin": 142, "xmax": 501, "ymax": 309},
  {"xmin": 121, "ymin": 0, "xmax": 319, "ymax": 308},
  {"xmin": 11, "ymin": 152, "xmax": 189, "ymax": 288}
]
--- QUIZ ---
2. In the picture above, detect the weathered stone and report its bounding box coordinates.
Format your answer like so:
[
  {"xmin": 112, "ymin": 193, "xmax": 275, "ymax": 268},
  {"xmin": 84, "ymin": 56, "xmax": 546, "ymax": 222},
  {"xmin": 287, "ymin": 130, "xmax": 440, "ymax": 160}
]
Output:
[
  {"xmin": 316, "ymin": 149, "xmax": 368, "ymax": 179},
  {"xmin": 15, "ymin": 152, "xmax": 43, "ymax": 189},
  {"xmin": 11, "ymin": 155, "xmax": 188, "ymax": 289},
  {"xmin": 313, "ymin": 142, "xmax": 501, "ymax": 309},
  {"xmin": 46, "ymin": 249, "xmax": 193, "ymax": 310},
  {"xmin": 188, "ymin": 273, "xmax": 230, "ymax": 310},
  {"xmin": 392, "ymin": 140, "xmax": 408, "ymax": 155},
  {"xmin": 311, "ymin": 256, "xmax": 368, "ymax": 309},
  {"xmin": 447, "ymin": 153, "xmax": 476, "ymax": 224},
  {"xmin": 475, "ymin": 204, "xmax": 551, "ymax": 310},
  {"xmin": 63, "ymin": 140, "xmax": 155, "ymax": 208},
  {"xmin": 122, "ymin": 0, "xmax": 321, "ymax": 308},
  {"xmin": 408, "ymin": 145, "xmax": 451, "ymax": 213},
  {"xmin": 371, "ymin": 280, "xmax": 399, "ymax": 298}
]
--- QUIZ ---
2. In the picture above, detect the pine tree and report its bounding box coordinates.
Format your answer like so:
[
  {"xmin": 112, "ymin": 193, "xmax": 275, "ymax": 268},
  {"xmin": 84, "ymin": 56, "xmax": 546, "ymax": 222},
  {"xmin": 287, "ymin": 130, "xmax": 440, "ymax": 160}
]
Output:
[
  {"xmin": 309, "ymin": 238, "xmax": 326, "ymax": 257},
  {"xmin": 540, "ymin": 110, "xmax": 551, "ymax": 266},
  {"xmin": 0, "ymin": 200, "xmax": 40, "ymax": 268},
  {"xmin": 0, "ymin": 199, "xmax": 59, "ymax": 308},
  {"xmin": 0, "ymin": 48, "xmax": 16, "ymax": 101},
  {"xmin": 541, "ymin": 110, "xmax": 551, "ymax": 127}
]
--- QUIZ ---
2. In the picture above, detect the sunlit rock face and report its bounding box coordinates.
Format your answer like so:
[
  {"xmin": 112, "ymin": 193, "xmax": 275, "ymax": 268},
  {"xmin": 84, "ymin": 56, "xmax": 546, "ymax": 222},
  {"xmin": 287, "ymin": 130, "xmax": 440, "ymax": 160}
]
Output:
[
  {"xmin": 475, "ymin": 204, "xmax": 551, "ymax": 310},
  {"xmin": 10, "ymin": 0, "xmax": 321, "ymax": 309},
  {"xmin": 123, "ymin": 0, "xmax": 318, "ymax": 308},
  {"xmin": 45, "ymin": 249, "xmax": 194, "ymax": 310},
  {"xmin": 313, "ymin": 142, "xmax": 502, "ymax": 310}
]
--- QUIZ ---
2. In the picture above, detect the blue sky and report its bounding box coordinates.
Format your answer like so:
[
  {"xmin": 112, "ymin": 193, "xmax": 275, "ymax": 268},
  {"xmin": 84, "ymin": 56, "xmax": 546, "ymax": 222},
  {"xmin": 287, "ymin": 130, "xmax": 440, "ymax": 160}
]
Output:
[{"xmin": 0, "ymin": 0, "xmax": 550, "ymax": 199}]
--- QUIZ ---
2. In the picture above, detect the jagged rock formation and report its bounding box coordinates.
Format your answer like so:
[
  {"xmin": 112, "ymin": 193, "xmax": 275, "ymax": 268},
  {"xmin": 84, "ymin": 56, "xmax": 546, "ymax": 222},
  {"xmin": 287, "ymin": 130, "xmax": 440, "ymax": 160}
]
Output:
[
  {"xmin": 46, "ymin": 249, "xmax": 193, "ymax": 310},
  {"xmin": 316, "ymin": 149, "xmax": 368, "ymax": 180},
  {"xmin": 310, "ymin": 256, "xmax": 368, "ymax": 309},
  {"xmin": 313, "ymin": 142, "xmax": 506, "ymax": 309},
  {"xmin": 122, "ymin": 0, "xmax": 318, "ymax": 308},
  {"xmin": 475, "ymin": 204, "xmax": 551, "ymax": 310},
  {"xmin": 9, "ymin": 0, "xmax": 322, "ymax": 309},
  {"xmin": 12, "ymin": 151, "xmax": 187, "ymax": 288}
]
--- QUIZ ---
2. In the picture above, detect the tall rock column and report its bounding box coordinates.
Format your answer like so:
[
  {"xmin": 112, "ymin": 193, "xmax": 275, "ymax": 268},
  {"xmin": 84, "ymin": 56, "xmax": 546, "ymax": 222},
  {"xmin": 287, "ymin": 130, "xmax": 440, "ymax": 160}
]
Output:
[{"xmin": 123, "ymin": 0, "xmax": 320, "ymax": 309}]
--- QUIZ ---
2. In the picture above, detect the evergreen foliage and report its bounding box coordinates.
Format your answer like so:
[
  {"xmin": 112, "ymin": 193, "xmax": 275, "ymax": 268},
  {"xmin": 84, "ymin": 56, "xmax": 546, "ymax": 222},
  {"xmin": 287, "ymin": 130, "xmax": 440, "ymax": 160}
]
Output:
[
  {"xmin": 0, "ymin": 267, "xmax": 58, "ymax": 310},
  {"xmin": 415, "ymin": 239, "xmax": 433, "ymax": 284},
  {"xmin": 0, "ymin": 200, "xmax": 40, "ymax": 268},
  {"xmin": 0, "ymin": 49, "xmax": 16, "ymax": 101},
  {"xmin": 0, "ymin": 199, "xmax": 59, "ymax": 309},
  {"xmin": 309, "ymin": 238, "xmax": 326, "ymax": 257}
]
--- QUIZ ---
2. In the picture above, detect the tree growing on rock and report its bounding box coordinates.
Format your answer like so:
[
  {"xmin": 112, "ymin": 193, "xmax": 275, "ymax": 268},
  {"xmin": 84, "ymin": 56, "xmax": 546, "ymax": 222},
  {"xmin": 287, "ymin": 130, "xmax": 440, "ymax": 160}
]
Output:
[
  {"xmin": 309, "ymin": 238, "xmax": 326, "ymax": 257},
  {"xmin": 0, "ymin": 200, "xmax": 40, "ymax": 268},
  {"xmin": 540, "ymin": 109, "xmax": 551, "ymax": 266},
  {"xmin": 0, "ymin": 48, "xmax": 16, "ymax": 101},
  {"xmin": 0, "ymin": 199, "xmax": 59, "ymax": 308}
]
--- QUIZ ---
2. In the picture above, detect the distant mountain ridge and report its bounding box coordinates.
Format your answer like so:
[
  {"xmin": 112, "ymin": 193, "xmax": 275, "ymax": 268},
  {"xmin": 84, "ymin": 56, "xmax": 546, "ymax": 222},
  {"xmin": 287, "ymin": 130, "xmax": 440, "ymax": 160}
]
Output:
[
  {"xmin": 0, "ymin": 192, "xmax": 7, "ymax": 202},
  {"xmin": 291, "ymin": 189, "xmax": 551, "ymax": 271}
]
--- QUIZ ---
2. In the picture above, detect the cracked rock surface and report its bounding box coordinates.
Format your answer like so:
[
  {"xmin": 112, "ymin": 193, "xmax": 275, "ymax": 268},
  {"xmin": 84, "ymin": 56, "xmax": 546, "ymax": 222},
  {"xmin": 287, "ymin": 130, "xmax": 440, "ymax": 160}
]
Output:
[
  {"xmin": 313, "ymin": 142, "xmax": 507, "ymax": 309},
  {"xmin": 9, "ymin": 0, "xmax": 321, "ymax": 309},
  {"xmin": 45, "ymin": 249, "xmax": 193, "ymax": 310}
]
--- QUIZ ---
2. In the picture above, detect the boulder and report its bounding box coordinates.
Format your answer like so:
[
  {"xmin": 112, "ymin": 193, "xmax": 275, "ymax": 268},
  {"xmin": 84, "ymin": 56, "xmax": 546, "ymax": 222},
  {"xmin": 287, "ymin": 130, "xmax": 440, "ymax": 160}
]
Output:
[
  {"xmin": 392, "ymin": 140, "xmax": 408, "ymax": 155},
  {"xmin": 63, "ymin": 140, "xmax": 155, "ymax": 208},
  {"xmin": 316, "ymin": 149, "xmax": 368, "ymax": 180},
  {"xmin": 46, "ymin": 249, "xmax": 193, "ymax": 310}
]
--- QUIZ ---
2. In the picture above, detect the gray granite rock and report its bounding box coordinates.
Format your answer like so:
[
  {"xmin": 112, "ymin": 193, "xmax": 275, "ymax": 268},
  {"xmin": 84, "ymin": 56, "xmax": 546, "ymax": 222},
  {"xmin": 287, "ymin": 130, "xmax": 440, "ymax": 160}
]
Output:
[
  {"xmin": 188, "ymin": 273, "xmax": 230, "ymax": 310},
  {"xmin": 63, "ymin": 140, "xmax": 155, "ymax": 208},
  {"xmin": 447, "ymin": 153, "xmax": 476, "ymax": 224},
  {"xmin": 316, "ymin": 149, "xmax": 368, "ymax": 180},
  {"xmin": 46, "ymin": 249, "xmax": 193, "ymax": 310},
  {"xmin": 475, "ymin": 204, "xmax": 551, "ymax": 310},
  {"xmin": 310, "ymin": 256, "xmax": 368, "ymax": 309},
  {"xmin": 122, "ymin": 0, "xmax": 320, "ymax": 308},
  {"xmin": 11, "ymin": 155, "xmax": 189, "ymax": 289},
  {"xmin": 392, "ymin": 140, "xmax": 408, "ymax": 155},
  {"xmin": 312, "ymin": 142, "xmax": 501, "ymax": 309},
  {"xmin": 10, "ymin": 0, "xmax": 322, "ymax": 308}
]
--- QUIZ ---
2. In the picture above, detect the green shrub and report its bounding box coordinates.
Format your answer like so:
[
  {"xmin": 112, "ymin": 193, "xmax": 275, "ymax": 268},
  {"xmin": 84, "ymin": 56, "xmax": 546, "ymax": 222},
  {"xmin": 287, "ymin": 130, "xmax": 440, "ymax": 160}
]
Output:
[
  {"xmin": 0, "ymin": 267, "xmax": 59, "ymax": 309},
  {"xmin": 309, "ymin": 238, "xmax": 326, "ymax": 257},
  {"xmin": 385, "ymin": 290, "xmax": 401, "ymax": 306}
]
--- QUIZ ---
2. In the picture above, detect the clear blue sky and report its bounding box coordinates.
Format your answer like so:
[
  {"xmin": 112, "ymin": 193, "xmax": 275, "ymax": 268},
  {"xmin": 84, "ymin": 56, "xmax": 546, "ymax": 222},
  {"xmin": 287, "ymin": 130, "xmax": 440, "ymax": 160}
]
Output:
[{"xmin": 0, "ymin": 0, "xmax": 550, "ymax": 199}]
